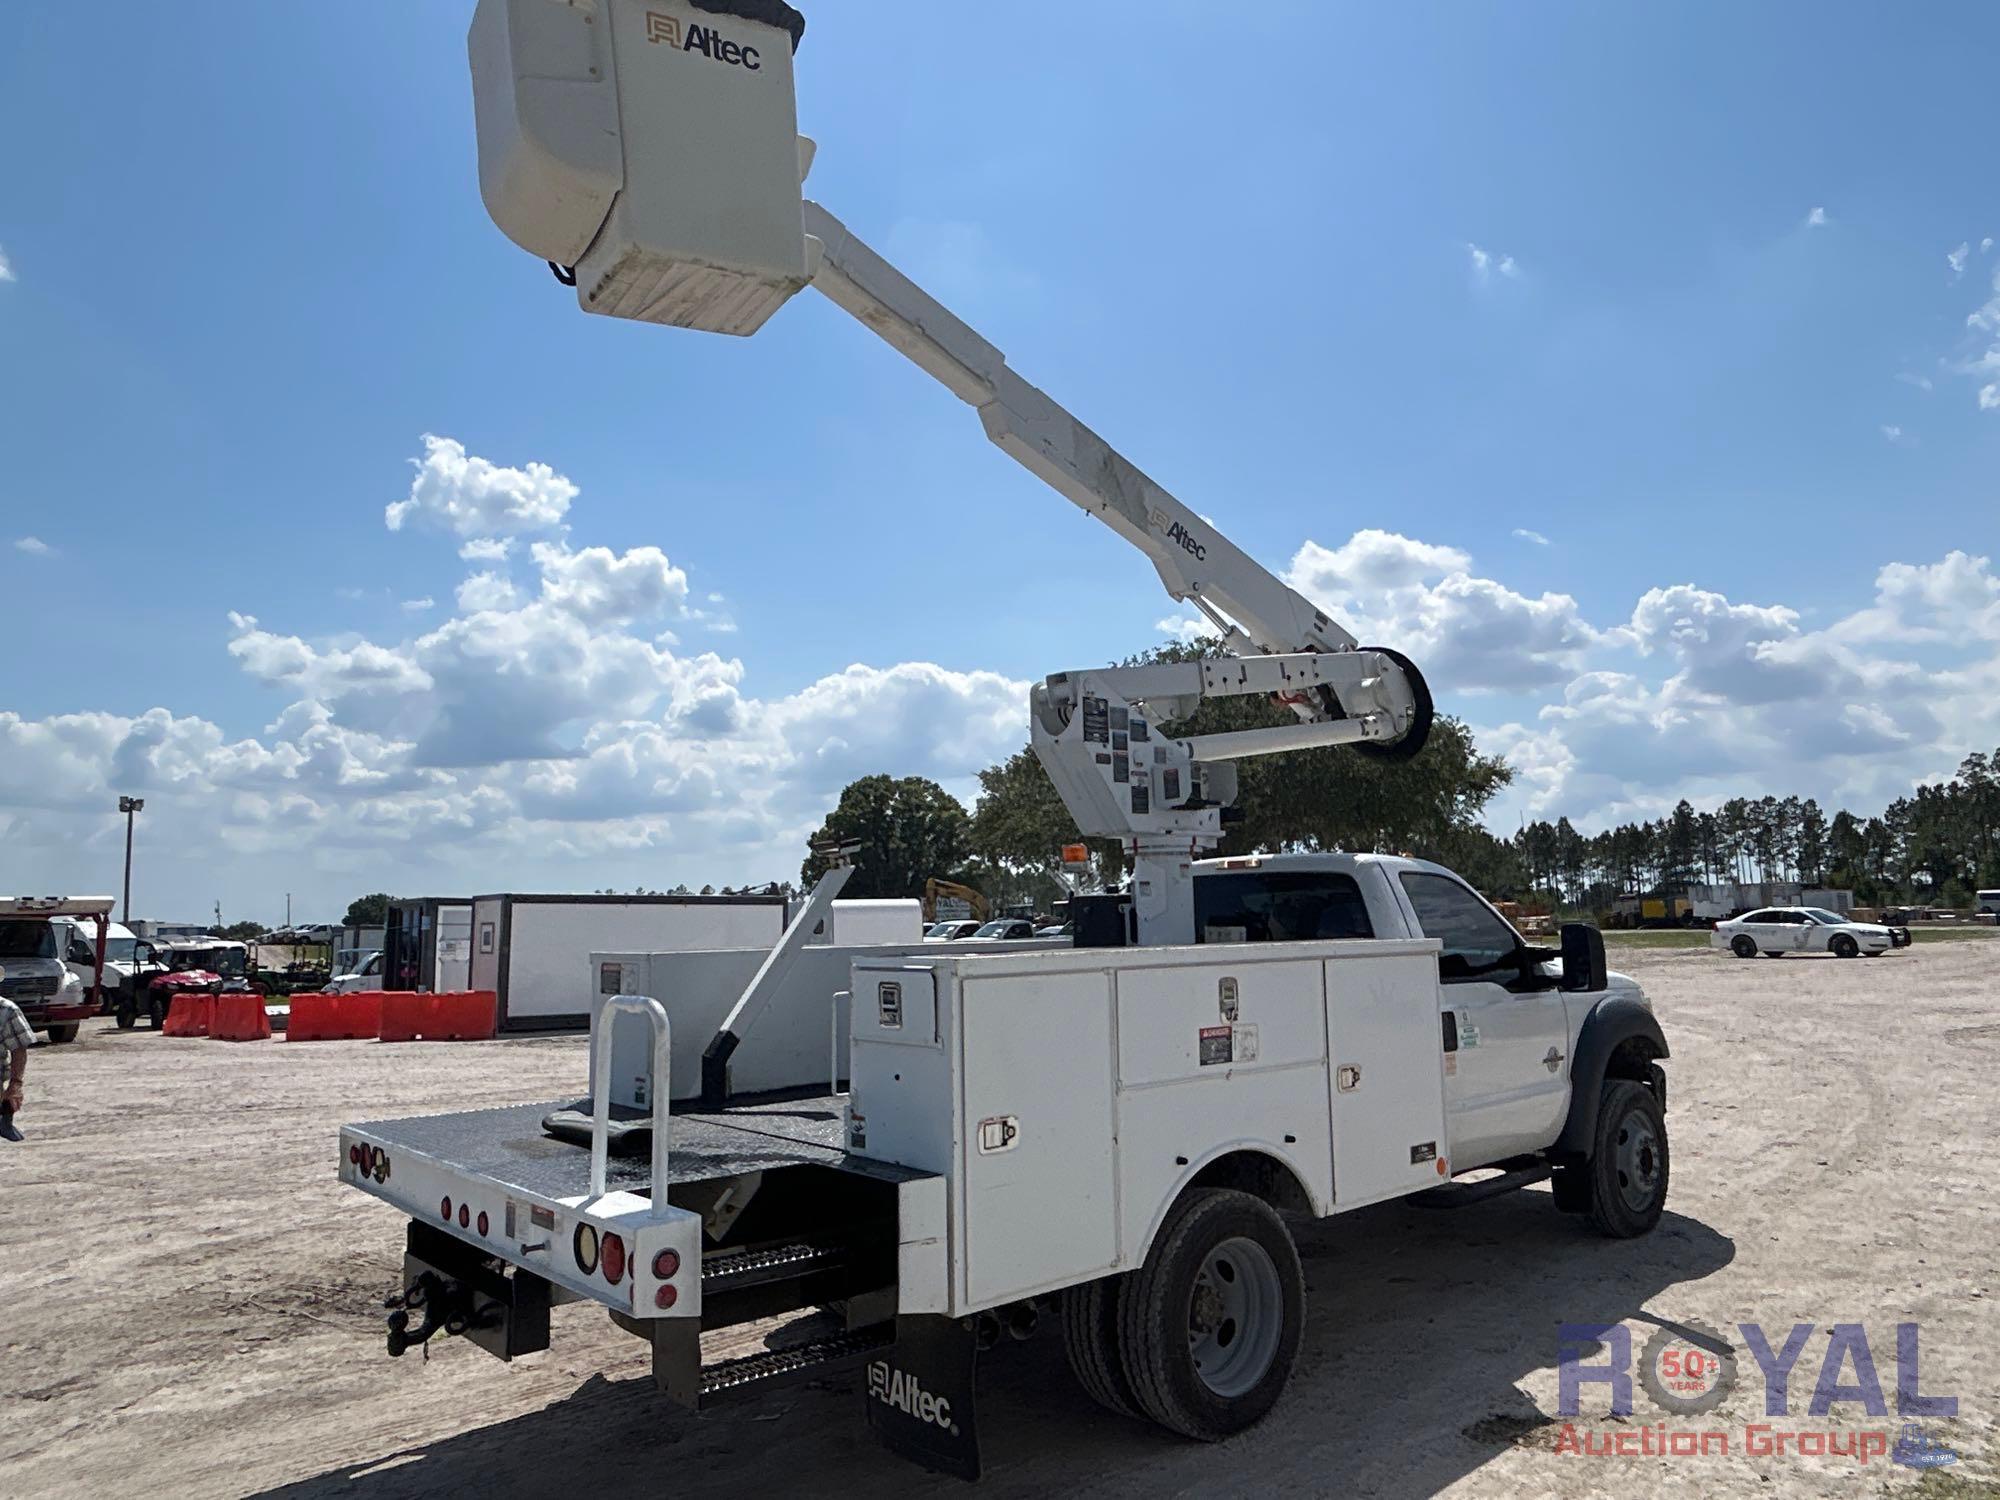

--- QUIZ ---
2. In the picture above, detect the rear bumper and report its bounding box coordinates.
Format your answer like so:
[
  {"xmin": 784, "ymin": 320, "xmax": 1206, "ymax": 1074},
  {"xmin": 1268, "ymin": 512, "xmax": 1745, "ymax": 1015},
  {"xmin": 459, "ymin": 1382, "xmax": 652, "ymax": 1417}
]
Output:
[
  {"xmin": 22, "ymin": 1002, "xmax": 93, "ymax": 1029},
  {"xmin": 338, "ymin": 1123, "xmax": 704, "ymax": 1323}
]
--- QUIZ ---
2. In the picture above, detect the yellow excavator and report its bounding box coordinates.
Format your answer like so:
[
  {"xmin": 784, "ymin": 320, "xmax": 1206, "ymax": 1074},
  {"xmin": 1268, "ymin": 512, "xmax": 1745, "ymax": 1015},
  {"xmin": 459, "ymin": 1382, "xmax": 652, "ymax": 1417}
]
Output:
[{"xmin": 922, "ymin": 879, "xmax": 989, "ymax": 924}]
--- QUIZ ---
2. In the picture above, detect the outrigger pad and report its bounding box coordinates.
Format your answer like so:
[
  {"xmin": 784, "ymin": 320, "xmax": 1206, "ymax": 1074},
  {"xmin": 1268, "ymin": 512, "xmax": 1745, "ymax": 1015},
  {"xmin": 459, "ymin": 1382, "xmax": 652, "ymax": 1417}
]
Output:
[
  {"xmin": 541, "ymin": 1098, "xmax": 652, "ymax": 1156},
  {"xmin": 865, "ymin": 1314, "xmax": 981, "ymax": 1481}
]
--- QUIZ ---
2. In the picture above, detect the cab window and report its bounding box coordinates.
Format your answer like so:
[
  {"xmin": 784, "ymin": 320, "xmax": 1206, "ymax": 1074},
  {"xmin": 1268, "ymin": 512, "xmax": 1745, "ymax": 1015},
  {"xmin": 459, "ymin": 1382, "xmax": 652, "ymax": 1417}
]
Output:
[
  {"xmin": 1398, "ymin": 872, "xmax": 1520, "ymax": 979},
  {"xmin": 1741, "ymin": 910, "xmax": 1777, "ymax": 924},
  {"xmin": 1194, "ymin": 871, "xmax": 1374, "ymax": 943}
]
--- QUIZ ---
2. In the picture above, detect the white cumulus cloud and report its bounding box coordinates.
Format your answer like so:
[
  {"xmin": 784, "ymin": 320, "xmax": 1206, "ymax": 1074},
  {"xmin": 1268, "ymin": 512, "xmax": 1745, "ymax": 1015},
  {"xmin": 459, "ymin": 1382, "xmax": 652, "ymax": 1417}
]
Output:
[{"xmin": 385, "ymin": 434, "xmax": 577, "ymax": 538}]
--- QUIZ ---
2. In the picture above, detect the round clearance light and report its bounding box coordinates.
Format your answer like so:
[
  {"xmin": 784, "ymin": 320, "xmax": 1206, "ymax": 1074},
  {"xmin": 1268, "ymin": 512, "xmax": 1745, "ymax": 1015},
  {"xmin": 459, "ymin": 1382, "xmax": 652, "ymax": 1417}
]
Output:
[
  {"xmin": 601, "ymin": 1231, "xmax": 627, "ymax": 1285},
  {"xmin": 457, "ymin": 1203, "xmax": 470, "ymax": 1229},
  {"xmin": 654, "ymin": 1284, "xmax": 678, "ymax": 1310},
  {"xmin": 651, "ymin": 1248, "xmax": 681, "ymax": 1280},
  {"xmin": 440, "ymin": 1195, "xmax": 453, "ymax": 1222},
  {"xmin": 348, "ymin": 1145, "xmax": 363, "ymax": 1166},
  {"xmin": 476, "ymin": 1211, "xmax": 489, "ymax": 1237},
  {"xmin": 573, "ymin": 1223, "xmax": 600, "ymax": 1276}
]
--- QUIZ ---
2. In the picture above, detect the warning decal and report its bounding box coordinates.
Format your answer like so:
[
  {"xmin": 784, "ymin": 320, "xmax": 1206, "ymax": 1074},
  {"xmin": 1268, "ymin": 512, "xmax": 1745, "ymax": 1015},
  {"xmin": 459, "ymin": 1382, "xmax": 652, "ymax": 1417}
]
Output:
[{"xmin": 1198, "ymin": 1024, "xmax": 1233, "ymax": 1066}]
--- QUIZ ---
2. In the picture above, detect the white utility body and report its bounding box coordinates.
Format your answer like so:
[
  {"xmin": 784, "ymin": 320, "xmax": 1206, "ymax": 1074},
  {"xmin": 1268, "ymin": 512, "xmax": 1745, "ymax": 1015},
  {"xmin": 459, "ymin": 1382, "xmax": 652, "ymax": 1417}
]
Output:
[{"xmin": 337, "ymin": 2, "xmax": 1674, "ymax": 1480}]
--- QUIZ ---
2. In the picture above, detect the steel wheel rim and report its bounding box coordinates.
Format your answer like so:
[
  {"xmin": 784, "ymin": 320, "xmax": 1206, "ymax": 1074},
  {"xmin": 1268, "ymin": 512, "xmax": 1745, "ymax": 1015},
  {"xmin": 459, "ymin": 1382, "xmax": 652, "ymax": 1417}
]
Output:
[
  {"xmin": 1614, "ymin": 1110, "xmax": 1662, "ymax": 1213},
  {"xmin": 1186, "ymin": 1235, "xmax": 1283, "ymax": 1398}
]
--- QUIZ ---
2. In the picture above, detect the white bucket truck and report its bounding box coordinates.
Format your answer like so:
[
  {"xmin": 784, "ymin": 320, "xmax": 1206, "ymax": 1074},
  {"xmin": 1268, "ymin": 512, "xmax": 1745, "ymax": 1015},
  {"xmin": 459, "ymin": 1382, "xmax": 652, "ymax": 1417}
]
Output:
[{"xmin": 337, "ymin": 3, "xmax": 1671, "ymax": 1477}]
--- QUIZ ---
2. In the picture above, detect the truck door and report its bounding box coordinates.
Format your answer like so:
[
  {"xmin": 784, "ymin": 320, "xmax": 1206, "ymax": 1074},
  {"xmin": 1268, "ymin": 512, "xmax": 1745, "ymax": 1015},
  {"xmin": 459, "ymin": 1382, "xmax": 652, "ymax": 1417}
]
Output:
[{"xmin": 1394, "ymin": 871, "xmax": 1570, "ymax": 1168}]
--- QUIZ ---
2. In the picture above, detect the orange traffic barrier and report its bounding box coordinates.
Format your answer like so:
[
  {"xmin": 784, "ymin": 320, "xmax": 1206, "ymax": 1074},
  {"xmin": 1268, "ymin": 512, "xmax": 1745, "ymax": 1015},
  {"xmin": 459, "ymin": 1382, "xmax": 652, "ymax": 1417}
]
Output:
[
  {"xmin": 378, "ymin": 990, "xmax": 498, "ymax": 1043},
  {"xmin": 162, "ymin": 992, "xmax": 214, "ymax": 1038},
  {"xmin": 210, "ymin": 992, "xmax": 272, "ymax": 1042},
  {"xmin": 286, "ymin": 991, "xmax": 386, "ymax": 1042}
]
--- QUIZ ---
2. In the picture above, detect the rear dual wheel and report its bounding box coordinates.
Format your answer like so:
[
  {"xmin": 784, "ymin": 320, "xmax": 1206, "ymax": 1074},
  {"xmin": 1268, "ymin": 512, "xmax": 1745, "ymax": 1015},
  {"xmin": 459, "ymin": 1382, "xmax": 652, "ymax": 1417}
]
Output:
[{"xmin": 1064, "ymin": 1188, "xmax": 1305, "ymax": 1440}]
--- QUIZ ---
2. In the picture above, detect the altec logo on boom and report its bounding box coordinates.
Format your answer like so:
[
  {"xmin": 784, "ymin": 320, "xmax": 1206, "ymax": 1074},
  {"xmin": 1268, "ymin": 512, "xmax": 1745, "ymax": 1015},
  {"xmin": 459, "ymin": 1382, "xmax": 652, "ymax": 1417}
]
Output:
[
  {"xmin": 1149, "ymin": 507, "xmax": 1208, "ymax": 563},
  {"xmin": 645, "ymin": 11, "xmax": 763, "ymax": 70}
]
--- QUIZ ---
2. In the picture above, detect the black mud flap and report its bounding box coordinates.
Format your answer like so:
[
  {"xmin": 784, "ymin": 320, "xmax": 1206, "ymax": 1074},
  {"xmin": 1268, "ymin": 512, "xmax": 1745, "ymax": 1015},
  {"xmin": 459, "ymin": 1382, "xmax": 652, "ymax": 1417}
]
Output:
[{"xmin": 864, "ymin": 1314, "xmax": 981, "ymax": 1481}]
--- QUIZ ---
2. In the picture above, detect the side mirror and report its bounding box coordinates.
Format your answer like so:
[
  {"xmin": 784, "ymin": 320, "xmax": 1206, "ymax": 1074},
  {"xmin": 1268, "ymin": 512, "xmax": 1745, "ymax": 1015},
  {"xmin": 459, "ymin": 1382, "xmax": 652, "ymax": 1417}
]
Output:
[{"xmin": 1560, "ymin": 922, "xmax": 1608, "ymax": 993}]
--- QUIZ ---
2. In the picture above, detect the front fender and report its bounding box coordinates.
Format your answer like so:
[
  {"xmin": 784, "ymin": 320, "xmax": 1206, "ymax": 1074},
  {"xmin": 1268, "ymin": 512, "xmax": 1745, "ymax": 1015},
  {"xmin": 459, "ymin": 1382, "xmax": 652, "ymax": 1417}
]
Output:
[{"xmin": 1553, "ymin": 994, "xmax": 1669, "ymax": 1158}]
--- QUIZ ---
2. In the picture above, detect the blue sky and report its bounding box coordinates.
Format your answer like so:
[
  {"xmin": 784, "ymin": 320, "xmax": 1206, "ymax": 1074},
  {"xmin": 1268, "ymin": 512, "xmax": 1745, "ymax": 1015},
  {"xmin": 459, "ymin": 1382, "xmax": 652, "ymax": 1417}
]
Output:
[{"xmin": 3, "ymin": 2, "xmax": 1998, "ymax": 921}]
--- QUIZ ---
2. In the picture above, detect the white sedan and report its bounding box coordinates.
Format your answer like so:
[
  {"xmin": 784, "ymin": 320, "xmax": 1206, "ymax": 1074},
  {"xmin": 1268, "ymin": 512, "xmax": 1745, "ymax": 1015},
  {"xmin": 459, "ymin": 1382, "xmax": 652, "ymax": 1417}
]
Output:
[{"xmin": 1711, "ymin": 906, "xmax": 1897, "ymax": 959}]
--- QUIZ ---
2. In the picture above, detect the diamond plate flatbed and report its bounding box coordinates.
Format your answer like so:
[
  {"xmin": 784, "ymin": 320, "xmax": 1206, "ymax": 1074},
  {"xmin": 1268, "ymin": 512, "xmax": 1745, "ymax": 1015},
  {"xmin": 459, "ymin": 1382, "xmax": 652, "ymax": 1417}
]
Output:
[{"xmin": 351, "ymin": 1091, "xmax": 919, "ymax": 1201}]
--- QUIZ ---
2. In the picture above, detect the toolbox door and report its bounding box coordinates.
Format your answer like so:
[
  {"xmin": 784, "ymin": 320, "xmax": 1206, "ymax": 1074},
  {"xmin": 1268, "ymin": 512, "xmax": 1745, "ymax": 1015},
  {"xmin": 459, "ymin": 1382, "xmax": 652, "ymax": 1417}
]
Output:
[
  {"xmin": 1325, "ymin": 952, "xmax": 1450, "ymax": 1207},
  {"xmin": 959, "ymin": 970, "xmax": 1116, "ymax": 1307}
]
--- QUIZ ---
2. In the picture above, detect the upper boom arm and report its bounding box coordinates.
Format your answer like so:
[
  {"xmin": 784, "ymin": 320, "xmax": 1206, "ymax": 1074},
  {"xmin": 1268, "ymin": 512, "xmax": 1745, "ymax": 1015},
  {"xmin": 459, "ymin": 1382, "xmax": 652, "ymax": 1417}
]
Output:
[{"xmin": 803, "ymin": 204, "xmax": 1354, "ymax": 656}]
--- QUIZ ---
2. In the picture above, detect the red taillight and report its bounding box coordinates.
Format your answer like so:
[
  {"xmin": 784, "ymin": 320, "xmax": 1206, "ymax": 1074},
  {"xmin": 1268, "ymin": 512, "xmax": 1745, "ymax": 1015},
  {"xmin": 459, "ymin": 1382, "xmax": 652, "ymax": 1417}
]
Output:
[
  {"xmin": 476, "ymin": 1211, "xmax": 489, "ymax": 1237},
  {"xmin": 654, "ymin": 1283, "xmax": 678, "ymax": 1310},
  {"xmin": 601, "ymin": 1231, "xmax": 626, "ymax": 1284},
  {"xmin": 457, "ymin": 1203, "xmax": 470, "ymax": 1229},
  {"xmin": 440, "ymin": 1195, "xmax": 453, "ymax": 1221},
  {"xmin": 652, "ymin": 1248, "xmax": 680, "ymax": 1279},
  {"xmin": 348, "ymin": 1144, "xmax": 362, "ymax": 1166},
  {"xmin": 573, "ymin": 1223, "xmax": 599, "ymax": 1275}
]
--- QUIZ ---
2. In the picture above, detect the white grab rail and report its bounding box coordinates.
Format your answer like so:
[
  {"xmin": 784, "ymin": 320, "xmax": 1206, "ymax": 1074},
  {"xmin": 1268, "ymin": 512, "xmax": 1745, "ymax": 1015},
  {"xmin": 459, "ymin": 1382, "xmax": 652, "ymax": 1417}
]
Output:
[{"xmin": 589, "ymin": 994, "xmax": 672, "ymax": 1216}]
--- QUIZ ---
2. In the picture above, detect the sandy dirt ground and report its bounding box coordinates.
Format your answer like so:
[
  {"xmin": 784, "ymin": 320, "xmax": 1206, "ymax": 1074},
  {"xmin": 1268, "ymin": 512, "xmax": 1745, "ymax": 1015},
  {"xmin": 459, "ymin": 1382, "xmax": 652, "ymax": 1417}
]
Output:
[{"xmin": 4, "ymin": 941, "xmax": 1997, "ymax": 1499}]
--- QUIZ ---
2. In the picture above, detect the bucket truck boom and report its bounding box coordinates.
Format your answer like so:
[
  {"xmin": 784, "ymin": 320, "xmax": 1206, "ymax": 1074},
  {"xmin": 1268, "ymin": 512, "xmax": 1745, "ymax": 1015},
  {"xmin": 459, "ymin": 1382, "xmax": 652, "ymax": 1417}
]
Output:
[{"xmin": 469, "ymin": 0, "xmax": 1431, "ymax": 942}]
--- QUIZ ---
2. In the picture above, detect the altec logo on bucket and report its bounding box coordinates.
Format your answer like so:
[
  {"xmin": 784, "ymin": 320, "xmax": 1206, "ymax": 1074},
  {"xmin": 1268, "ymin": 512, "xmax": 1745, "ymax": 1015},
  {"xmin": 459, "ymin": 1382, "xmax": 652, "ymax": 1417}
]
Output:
[{"xmin": 645, "ymin": 12, "xmax": 764, "ymax": 70}]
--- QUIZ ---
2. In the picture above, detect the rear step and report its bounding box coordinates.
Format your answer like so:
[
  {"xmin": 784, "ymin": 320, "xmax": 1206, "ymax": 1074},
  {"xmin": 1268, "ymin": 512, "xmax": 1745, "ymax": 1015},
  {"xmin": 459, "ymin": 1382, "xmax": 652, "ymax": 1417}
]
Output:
[
  {"xmin": 702, "ymin": 1241, "xmax": 847, "ymax": 1293},
  {"xmin": 1410, "ymin": 1163, "xmax": 1551, "ymax": 1209},
  {"xmin": 700, "ymin": 1327, "xmax": 892, "ymax": 1397}
]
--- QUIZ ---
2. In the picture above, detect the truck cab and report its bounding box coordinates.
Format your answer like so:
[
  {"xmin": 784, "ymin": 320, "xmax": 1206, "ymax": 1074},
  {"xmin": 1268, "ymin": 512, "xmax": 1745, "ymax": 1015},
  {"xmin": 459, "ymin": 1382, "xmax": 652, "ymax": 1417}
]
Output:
[
  {"xmin": 0, "ymin": 896, "xmax": 116, "ymax": 1043},
  {"xmin": 1193, "ymin": 852, "xmax": 1652, "ymax": 1172}
]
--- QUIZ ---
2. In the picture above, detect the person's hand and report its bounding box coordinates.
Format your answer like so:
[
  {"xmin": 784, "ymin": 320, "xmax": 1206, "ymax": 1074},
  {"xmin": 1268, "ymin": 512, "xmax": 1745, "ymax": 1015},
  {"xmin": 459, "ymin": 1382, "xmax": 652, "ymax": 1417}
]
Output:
[{"xmin": 2, "ymin": 1084, "xmax": 21, "ymax": 1113}]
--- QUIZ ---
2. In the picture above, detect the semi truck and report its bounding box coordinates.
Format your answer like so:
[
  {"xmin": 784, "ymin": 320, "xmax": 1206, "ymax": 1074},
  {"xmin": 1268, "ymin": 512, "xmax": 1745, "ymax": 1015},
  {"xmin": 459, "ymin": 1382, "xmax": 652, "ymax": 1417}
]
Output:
[{"xmin": 336, "ymin": 1, "xmax": 1673, "ymax": 1477}]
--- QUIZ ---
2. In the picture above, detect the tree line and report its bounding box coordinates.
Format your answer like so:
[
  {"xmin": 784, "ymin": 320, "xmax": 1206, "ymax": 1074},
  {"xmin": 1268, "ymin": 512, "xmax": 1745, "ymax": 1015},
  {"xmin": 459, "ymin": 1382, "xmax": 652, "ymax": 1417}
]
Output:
[{"xmin": 1508, "ymin": 749, "xmax": 2000, "ymax": 912}]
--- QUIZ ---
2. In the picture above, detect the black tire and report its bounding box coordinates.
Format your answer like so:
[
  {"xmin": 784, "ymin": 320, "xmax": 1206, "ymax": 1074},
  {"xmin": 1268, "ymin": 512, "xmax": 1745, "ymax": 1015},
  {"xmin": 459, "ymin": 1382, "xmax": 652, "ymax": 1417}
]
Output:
[
  {"xmin": 1060, "ymin": 1275, "xmax": 1142, "ymax": 1419},
  {"xmin": 1830, "ymin": 934, "xmax": 1858, "ymax": 959},
  {"xmin": 1586, "ymin": 1081, "xmax": 1668, "ymax": 1238},
  {"xmin": 148, "ymin": 997, "xmax": 167, "ymax": 1030},
  {"xmin": 1861, "ymin": 949, "xmax": 1883, "ymax": 957},
  {"xmin": 43, "ymin": 1024, "xmax": 79, "ymax": 1045},
  {"xmin": 1729, "ymin": 935, "xmax": 1757, "ymax": 959},
  {"xmin": 1117, "ymin": 1188, "xmax": 1304, "ymax": 1440},
  {"xmin": 1761, "ymin": 951, "xmax": 1782, "ymax": 959},
  {"xmin": 115, "ymin": 1004, "xmax": 137, "ymax": 1030}
]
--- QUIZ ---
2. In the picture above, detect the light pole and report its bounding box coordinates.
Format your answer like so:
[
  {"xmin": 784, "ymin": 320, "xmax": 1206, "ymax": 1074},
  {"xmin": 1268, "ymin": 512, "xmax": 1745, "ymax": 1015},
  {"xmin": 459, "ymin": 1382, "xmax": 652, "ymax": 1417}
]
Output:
[{"xmin": 118, "ymin": 796, "xmax": 145, "ymax": 925}]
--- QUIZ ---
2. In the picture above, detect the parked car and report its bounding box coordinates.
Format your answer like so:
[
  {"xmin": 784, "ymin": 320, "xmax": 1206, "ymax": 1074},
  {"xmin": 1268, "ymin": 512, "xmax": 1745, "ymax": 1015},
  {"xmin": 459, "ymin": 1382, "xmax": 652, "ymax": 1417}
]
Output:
[
  {"xmin": 923, "ymin": 919, "xmax": 984, "ymax": 942},
  {"xmin": 1710, "ymin": 906, "xmax": 1907, "ymax": 959},
  {"xmin": 965, "ymin": 918, "xmax": 1038, "ymax": 941},
  {"xmin": 326, "ymin": 950, "xmax": 384, "ymax": 994}
]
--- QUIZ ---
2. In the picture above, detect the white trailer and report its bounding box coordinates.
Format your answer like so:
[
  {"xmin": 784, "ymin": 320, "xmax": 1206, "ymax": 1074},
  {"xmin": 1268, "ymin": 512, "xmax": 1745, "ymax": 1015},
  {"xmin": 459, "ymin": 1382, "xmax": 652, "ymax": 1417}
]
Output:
[{"xmin": 470, "ymin": 892, "xmax": 792, "ymax": 1032}]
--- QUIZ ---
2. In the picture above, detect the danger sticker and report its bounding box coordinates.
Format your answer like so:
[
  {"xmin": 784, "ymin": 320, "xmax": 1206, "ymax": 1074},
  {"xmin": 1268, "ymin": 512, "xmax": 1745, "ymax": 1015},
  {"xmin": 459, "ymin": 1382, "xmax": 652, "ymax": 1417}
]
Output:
[{"xmin": 1198, "ymin": 1025, "xmax": 1233, "ymax": 1066}]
